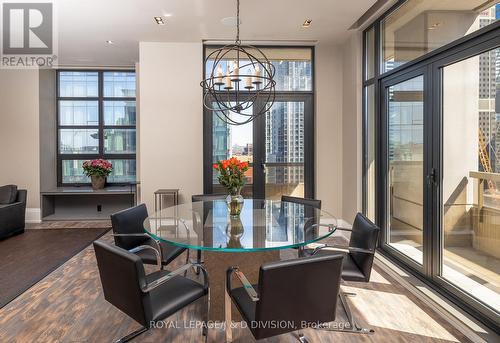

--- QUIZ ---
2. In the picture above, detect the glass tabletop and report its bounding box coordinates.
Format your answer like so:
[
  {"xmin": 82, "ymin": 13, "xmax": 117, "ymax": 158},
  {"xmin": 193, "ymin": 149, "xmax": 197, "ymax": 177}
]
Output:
[{"xmin": 144, "ymin": 199, "xmax": 338, "ymax": 252}]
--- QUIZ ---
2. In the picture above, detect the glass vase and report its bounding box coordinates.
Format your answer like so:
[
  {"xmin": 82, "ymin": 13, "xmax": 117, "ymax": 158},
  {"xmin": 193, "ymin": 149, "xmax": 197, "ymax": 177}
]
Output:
[{"xmin": 226, "ymin": 190, "xmax": 244, "ymax": 216}]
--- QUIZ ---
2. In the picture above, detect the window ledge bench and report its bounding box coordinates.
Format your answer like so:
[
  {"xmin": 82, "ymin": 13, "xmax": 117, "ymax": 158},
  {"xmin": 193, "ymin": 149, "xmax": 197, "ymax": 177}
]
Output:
[{"xmin": 40, "ymin": 186, "xmax": 137, "ymax": 221}]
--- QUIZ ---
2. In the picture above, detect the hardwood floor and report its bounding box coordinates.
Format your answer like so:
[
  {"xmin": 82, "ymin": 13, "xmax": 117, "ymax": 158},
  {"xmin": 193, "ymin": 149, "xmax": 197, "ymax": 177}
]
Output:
[{"xmin": 0, "ymin": 232, "xmax": 474, "ymax": 343}]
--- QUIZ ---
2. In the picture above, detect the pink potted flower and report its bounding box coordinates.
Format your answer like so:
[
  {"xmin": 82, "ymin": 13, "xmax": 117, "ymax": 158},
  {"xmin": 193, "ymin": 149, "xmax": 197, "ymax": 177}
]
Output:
[{"xmin": 82, "ymin": 159, "xmax": 113, "ymax": 190}]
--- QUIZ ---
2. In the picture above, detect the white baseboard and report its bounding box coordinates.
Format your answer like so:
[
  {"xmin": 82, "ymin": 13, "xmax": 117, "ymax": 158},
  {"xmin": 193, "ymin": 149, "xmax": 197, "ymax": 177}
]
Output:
[{"xmin": 25, "ymin": 208, "xmax": 41, "ymax": 223}]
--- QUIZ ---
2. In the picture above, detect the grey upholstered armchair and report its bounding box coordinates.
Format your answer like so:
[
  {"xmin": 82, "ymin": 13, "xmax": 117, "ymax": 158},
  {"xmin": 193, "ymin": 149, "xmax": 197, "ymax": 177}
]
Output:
[{"xmin": 0, "ymin": 185, "xmax": 27, "ymax": 240}]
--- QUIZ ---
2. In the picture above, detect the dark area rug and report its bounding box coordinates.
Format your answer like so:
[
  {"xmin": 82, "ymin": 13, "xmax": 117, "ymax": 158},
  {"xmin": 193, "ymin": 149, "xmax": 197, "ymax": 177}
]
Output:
[{"xmin": 0, "ymin": 228, "xmax": 109, "ymax": 308}]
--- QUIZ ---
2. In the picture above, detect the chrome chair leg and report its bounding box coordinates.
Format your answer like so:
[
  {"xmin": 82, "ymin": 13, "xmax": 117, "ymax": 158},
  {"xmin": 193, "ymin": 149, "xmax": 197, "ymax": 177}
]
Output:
[
  {"xmin": 297, "ymin": 331, "xmax": 309, "ymax": 343},
  {"xmin": 317, "ymin": 290, "xmax": 374, "ymax": 334},
  {"xmin": 196, "ymin": 250, "xmax": 202, "ymax": 275},
  {"xmin": 115, "ymin": 326, "xmax": 148, "ymax": 343},
  {"xmin": 184, "ymin": 250, "xmax": 190, "ymax": 276},
  {"xmin": 225, "ymin": 284, "xmax": 232, "ymax": 343},
  {"xmin": 203, "ymin": 288, "xmax": 210, "ymax": 342}
]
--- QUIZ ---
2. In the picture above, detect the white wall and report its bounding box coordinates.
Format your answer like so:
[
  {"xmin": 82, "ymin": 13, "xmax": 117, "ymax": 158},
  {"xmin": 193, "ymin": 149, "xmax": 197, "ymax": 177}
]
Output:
[
  {"xmin": 315, "ymin": 43, "xmax": 344, "ymax": 217},
  {"xmin": 139, "ymin": 42, "xmax": 204, "ymax": 211},
  {"xmin": 0, "ymin": 69, "xmax": 40, "ymax": 221},
  {"xmin": 341, "ymin": 32, "xmax": 363, "ymax": 222}
]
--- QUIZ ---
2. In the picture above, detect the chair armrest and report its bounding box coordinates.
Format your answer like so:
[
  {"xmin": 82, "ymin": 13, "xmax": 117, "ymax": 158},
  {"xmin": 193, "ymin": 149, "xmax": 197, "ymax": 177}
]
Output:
[
  {"xmin": 112, "ymin": 233, "xmax": 164, "ymax": 263},
  {"xmin": 226, "ymin": 267, "xmax": 259, "ymax": 302},
  {"xmin": 0, "ymin": 202, "xmax": 24, "ymax": 211},
  {"xmin": 308, "ymin": 223, "xmax": 337, "ymax": 231},
  {"xmin": 311, "ymin": 243, "xmax": 375, "ymax": 255},
  {"xmin": 142, "ymin": 262, "xmax": 209, "ymax": 293},
  {"xmin": 129, "ymin": 245, "xmax": 162, "ymax": 268}
]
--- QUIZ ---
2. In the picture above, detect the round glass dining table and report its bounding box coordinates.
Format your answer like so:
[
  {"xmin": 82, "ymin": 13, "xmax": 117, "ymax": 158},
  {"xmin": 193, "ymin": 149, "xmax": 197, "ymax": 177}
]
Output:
[
  {"xmin": 143, "ymin": 198, "xmax": 338, "ymax": 252},
  {"xmin": 143, "ymin": 198, "xmax": 338, "ymax": 321}
]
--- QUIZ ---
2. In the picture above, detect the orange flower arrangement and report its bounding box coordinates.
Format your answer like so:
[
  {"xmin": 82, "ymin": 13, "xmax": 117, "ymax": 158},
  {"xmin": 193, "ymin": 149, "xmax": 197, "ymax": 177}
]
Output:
[{"xmin": 213, "ymin": 157, "xmax": 249, "ymax": 195}]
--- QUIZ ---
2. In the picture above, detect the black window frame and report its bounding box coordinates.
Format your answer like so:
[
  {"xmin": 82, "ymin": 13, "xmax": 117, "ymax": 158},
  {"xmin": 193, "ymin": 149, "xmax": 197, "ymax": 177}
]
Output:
[
  {"xmin": 56, "ymin": 69, "xmax": 137, "ymax": 187},
  {"xmin": 362, "ymin": 0, "xmax": 500, "ymax": 331},
  {"xmin": 202, "ymin": 45, "xmax": 315, "ymax": 199}
]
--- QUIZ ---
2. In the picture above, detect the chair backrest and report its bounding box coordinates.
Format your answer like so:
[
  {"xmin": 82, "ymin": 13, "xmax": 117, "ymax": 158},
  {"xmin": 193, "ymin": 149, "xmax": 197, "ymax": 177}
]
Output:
[
  {"xmin": 191, "ymin": 194, "xmax": 227, "ymax": 232},
  {"xmin": 93, "ymin": 240, "xmax": 152, "ymax": 327},
  {"xmin": 281, "ymin": 195, "xmax": 322, "ymax": 210},
  {"xmin": 349, "ymin": 212, "xmax": 380, "ymax": 282},
  {"xmin": 254, "ymin": 254, "xmax": 343, "ymax": 340},
  {"xmin": 111, "ymin": 204, "xmax": 149, "ymax": 250}
]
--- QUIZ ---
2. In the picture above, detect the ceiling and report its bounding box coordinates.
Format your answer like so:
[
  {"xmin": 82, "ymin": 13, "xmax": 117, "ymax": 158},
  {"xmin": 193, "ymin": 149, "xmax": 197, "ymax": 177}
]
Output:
[{"xmin": 56, "ymin": 0, "xmax": 377, "ymax": 67}]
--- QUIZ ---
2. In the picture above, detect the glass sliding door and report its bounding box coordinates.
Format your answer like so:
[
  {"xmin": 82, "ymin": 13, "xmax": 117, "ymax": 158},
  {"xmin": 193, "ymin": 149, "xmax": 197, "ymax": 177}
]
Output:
[
  {"xmin": 440, "ymin": 48, "xmax": 500, "ymax": 313},
  {"xmin": 384, "ymin": 73, "xmax": 425, "ymax": 265}
]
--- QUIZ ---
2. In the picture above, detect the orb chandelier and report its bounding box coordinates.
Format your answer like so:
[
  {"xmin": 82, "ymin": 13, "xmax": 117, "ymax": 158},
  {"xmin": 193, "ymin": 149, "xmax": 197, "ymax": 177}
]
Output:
[{"xmin": 200, "ymin": 0, "xmax": 276, "ymax": 126}]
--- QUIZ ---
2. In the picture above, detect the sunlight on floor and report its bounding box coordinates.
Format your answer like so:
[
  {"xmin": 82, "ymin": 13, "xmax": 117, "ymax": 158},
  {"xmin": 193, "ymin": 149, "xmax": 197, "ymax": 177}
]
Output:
[
  {"xmin": 368, "ymin": 268, "xmax": 391, "ymax": 285},
  {"xmin": 344, "ymin": 285, "xmax": 459, "ymax": 342},
  {"xmin": 390, "ymin": 242, "xmax": 500, "ymax": 312}
]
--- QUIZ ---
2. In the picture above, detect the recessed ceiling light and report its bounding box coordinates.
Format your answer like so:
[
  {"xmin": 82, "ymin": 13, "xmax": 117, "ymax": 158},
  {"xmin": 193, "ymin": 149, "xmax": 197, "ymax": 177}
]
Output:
[
  {"xmin": 302, "ymin": 19, "xmax": 312, "ymax": 28},
  {"xmin": 428, "ymin": 22, "xmax": 442, "ymax": 30},
  {"xmin": 163, "ymin": 13, "xmax": 173, "ymax": 17},
  {"xmin": 154, "ymin": 16, "xmax": 165, "ymax": 25},
  {"xmin": 106, "ymin": 40, "xmax": 114, "ymax": 45}
]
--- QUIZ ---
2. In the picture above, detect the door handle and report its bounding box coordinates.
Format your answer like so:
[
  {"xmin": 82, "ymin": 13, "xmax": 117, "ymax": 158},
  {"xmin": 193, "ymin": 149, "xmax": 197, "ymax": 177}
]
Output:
[
  {"xmin": 261, "ymin": 162, "xmax": 267, "ymax": 174},
  {"xmin": 427, "ymin": 168, "xmax": 437, "ymax": 186}
]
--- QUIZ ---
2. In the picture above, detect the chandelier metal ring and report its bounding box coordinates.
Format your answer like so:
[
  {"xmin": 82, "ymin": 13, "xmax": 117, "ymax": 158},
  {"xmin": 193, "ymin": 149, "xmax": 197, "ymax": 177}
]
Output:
[{"xmin": 200, "ymin": 0, "xmax": 276, "ymax": 126}]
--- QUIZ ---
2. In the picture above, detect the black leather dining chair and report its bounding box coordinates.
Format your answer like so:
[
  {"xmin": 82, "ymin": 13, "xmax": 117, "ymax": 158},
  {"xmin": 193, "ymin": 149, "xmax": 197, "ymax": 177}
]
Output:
[
  {"xmin": 191, "ymin": 194, "xmax": 227, "ymax": 272},
  {"xmin": 93, "ymin": 240, "xmax": 209, "ymax": 342},
  {"xmin": 111, "ymin": 204, "xmax": 188, "ymax": 270},
  {"xmin": 280, "ymin": 195, "xmax": 322, "ymax": 255},
  {"xmin": 307, "ymin": 212, "xmax": 380, "ymax": 335},
  {"xmin": 225, "ymin": 254, "xmax": 344, "ymax": 342},
  {"xmin": 281, "ymin": 195, "xmax": 322, "ymax": 209}
]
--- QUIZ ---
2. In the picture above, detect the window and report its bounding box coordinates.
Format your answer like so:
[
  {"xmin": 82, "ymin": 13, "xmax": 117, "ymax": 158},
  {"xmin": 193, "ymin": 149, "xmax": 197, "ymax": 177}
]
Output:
[
  {"xmin": 57, "ymin": 71, "xmax": 136, "ymax": 185},
  {"xmin": 382, "ymin": 1, "xmax": 500, "ymax": 73},
  {"xmin": 363, "ymin": 0, "xmax": 500, "ymax": 328},
  {"xmin": 203, "ymin": 47, "xmax": 314, "ymax": 199}
]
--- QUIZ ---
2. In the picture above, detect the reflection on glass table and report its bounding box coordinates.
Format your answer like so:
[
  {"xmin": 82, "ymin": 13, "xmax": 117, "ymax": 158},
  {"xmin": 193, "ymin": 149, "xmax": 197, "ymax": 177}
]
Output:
[{"xmin": 144, "ymin": 199, "xmax": 337, "ymax": 252}]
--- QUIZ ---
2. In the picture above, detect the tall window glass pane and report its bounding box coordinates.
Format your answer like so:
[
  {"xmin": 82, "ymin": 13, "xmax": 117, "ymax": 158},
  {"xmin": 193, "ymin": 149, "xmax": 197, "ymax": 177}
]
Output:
[
  {"xmin": 212, "ymin": 104, "xmax": 253, "ymax": 196},
  {"xmin": 59, "ymin": 101, "xmax": 98, "ymax": 126},
  {"xmin": 58, "ymin": 71, "xmax": 98, "ymax": 97},
  {"xmin": 382, "ymin": 1, "xmax": 500, "ymax": 73},
  {"xmin": 103, "ymin": 72, "xmax": 136, "ymax": 97},
  {"xmin": 442, "ymin": 48, "xmax": 500, "ymax": 312},
  {"xmin": 265, "ymin": 101, "xmax": 305, "ymax": 199},
  {"xmin": 387, "ymin": 75, "xmax": 424, "ymax": 264}
]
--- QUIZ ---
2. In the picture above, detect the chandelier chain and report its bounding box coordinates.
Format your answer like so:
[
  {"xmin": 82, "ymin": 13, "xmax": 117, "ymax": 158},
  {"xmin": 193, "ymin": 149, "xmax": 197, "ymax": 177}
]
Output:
[{"xmin": 236, "ymin": 0, "xmax": 240, "ymax": 44}]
